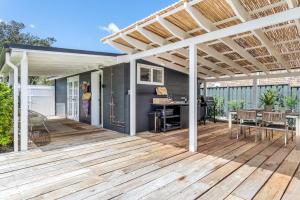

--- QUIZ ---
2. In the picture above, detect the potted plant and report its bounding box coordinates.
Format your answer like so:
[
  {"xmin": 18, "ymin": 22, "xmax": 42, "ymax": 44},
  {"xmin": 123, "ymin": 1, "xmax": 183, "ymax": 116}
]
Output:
[
  {"xmin": 285, "ymin": 95, "xmax": 298, "ymax": 112},
  {"xmin": 228, "ymin": 100, "xmax": 245, "ymax": 111},
  {"xmin": 259, "ymin": 89, "xmax": 278, "ymax": 112}
]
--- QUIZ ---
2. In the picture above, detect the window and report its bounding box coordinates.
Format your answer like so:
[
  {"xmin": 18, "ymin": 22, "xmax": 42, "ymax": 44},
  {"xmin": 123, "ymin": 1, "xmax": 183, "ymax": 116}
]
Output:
[{"xmin": 137, "ymin": 64, "xmax": 164, "ymax": 85}]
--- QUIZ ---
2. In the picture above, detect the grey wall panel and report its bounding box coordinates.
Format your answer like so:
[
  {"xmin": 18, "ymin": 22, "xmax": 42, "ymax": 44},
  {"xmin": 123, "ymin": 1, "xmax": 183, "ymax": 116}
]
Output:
[
  {"xmin": 135, "ymin": 60, "xmax": 189, "ymax": 132},
  {"xmin": 103, "ymin": 64, "xmax": 128, "ymax": 133}
]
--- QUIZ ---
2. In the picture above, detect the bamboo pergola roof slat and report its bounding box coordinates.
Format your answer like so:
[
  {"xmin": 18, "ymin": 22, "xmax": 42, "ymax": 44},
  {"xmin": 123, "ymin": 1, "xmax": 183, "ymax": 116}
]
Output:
[{"xmin": 102, "ymin": 0, "xmax": 300, "ymax": 79}]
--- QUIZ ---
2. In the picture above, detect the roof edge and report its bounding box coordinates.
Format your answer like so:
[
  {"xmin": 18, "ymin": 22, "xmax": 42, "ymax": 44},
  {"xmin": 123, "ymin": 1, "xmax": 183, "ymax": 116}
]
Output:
[{"xmin": 5, "ymin": 44, "xmax": 124, "ymax": 57}]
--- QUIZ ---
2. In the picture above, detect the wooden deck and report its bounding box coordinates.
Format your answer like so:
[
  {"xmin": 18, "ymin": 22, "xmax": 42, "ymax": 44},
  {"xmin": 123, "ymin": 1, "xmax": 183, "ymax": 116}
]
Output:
[
  {"xmin": 1, "ymin": 121, "xmax": 300, "ymax": 200},
  {"xmin": 29, "ymin": 119, "xmax": 126, "ymax": 151}
]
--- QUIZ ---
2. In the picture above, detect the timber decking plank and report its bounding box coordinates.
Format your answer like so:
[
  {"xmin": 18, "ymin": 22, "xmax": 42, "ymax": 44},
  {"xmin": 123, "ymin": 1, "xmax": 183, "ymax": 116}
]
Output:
[{"xmin": 253, "ymin": 149, "xmax": 300, "ymax": 200}]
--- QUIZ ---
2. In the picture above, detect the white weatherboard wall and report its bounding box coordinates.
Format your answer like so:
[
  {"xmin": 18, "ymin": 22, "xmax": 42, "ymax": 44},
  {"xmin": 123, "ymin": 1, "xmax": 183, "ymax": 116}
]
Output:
[{"xmin": 28, "ymin": 85, "xmax": 55, "ymax": 116}]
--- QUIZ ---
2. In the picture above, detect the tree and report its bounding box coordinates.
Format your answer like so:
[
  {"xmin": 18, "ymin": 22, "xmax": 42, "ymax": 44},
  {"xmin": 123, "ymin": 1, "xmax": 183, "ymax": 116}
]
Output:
[
  {"xmin": 0, "ymin": 20, "xmax": 56, "ymax": 48},
  {"xmin": 0, "ymin": 20, "xmax": 56, "ymax": 85}
]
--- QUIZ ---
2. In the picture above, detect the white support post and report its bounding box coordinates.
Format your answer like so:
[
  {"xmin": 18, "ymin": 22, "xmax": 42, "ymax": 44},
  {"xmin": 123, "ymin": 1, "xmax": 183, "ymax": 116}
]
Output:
[
  {"xmin": 203, "ymin": 81, "xmax": 207, "ymax": 98},
  {"xmin": 8, "ymin": 71, "xmax": 14, "ymax": 86},
  {"xmin": 20, "ymin": 52, "xmax": 28, "ymax": 151},
  {"xmin": 252, "ymin": 78, "xmax": 258, "ymax": 108},
  {"xmin": 130, "ymin": 59, "xmax": 136, "ymax": 136},
  {"xmin": 189, "ymin": 44, "xmax": 198, "ymax": 152}
]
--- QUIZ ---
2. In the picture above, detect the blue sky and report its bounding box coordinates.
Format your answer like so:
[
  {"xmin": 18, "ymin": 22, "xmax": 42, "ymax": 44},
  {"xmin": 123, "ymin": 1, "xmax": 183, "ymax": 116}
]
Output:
[{"xmin": 0, "ymin": 0, "xmax": 177, "ymax": 53}]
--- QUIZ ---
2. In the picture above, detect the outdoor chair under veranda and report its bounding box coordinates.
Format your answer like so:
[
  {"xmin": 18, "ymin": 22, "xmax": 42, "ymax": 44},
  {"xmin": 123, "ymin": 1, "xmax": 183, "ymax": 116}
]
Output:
[
  {"xmin": 236, "ymin": 110, "xmax": 260, "ymax": 140},
  {"xmin": 260, "ymin": 112, "xmax": 290, "ymax": 146},
  {"xmin": 28, "ymin": 110, "xmax": 51, "ymax": 146}
]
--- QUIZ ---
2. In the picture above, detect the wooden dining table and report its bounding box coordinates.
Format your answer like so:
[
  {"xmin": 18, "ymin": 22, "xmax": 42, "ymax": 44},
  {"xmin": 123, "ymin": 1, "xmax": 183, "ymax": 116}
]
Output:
[{"xmin": 228, "ymin": 110, "xmax": 300, "ymax": 150}]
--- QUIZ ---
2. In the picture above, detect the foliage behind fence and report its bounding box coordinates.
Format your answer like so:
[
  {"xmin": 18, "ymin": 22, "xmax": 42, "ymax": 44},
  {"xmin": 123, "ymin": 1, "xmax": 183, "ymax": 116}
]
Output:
[{"xmin": 200, "ymin": 84, "xmax": 299, "ymax": 117}]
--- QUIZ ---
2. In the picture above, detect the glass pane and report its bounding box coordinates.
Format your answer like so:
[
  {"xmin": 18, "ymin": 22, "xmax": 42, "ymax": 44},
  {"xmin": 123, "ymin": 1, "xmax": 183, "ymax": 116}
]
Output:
[
  {"xmin": 153, "ymin": 69, "xmax": 162, "ymax": 83},
  {"xmin": 140, "ymin": 67, "xmax": 151, "ymax": 82}
]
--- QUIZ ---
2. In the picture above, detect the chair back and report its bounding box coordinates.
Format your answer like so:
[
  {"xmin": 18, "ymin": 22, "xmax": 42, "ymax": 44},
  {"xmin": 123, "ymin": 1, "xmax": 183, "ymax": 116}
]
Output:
[
  {"xmin": 237, "ymin": 110, "xmax": 257, "ymax": 121},
  {"xmin": 262, "ymin": 112, "xmax": 286, "ymax": 124}
]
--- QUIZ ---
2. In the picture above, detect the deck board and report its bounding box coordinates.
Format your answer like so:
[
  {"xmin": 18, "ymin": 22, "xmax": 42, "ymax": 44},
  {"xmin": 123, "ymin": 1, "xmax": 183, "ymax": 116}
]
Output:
[{"xmin": 0, "ymin": 120, "xmax": 299, "ymax": 200}]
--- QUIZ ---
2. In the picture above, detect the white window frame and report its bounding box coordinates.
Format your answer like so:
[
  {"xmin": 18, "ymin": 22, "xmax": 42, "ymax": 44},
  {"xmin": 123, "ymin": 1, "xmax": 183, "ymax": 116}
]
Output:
[{"xmin": 137, "ymin": 63, "xmax": 164, "ymax": 85}]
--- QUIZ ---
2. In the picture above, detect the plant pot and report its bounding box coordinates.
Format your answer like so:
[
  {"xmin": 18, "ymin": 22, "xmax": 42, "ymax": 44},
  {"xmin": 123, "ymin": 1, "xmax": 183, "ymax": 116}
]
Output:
[{"xmin": 264, "ymin": 105, "xmax": 273, "ymax": 112}]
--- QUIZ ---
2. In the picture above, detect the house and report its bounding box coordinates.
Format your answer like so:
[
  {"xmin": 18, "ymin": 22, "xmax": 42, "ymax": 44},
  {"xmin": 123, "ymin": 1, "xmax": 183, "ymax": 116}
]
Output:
[
  {"xmin": 0, "ymin": 44, "xmax": 194, "ymax": 151},
  {"xmin": 1, "ymin": 0, "xmax": 300, "ymax": 154}
]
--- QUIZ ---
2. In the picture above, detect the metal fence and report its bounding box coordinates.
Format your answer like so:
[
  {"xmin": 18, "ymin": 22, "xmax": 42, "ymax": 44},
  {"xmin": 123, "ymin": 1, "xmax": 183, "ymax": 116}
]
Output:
[{"xmin": 201, "ymin": 84, "xmax": 299, "ymax": 117}]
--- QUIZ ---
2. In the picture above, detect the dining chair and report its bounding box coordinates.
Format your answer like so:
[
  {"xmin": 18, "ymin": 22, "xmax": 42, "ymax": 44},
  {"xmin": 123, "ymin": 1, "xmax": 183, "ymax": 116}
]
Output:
[
  {"xmin": 236, "ymin": 110, "xmax": 259, "ymax": 140},
  {"xmin": 260, "ymin": 112, "xmax": 290, "ymax": 146}
]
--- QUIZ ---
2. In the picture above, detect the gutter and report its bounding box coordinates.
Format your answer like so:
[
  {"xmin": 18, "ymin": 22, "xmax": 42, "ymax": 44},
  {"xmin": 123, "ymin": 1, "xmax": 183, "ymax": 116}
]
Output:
[{"xmin": 5, "ymin": 52, "xmax": 19, "ymax": 152}]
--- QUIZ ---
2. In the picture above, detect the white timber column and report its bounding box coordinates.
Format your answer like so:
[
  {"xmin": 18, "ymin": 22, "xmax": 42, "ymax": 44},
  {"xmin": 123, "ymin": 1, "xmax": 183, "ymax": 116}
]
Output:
[
  {"xmin": 8, "ymin": 71, "xmax": 14, "ymax": 86},
  {"xmin": 203, "ymin": 81, "xmax": 207, "ymax": 98},
  {"xmin": 20, "ymin": 52, "xmax": 28, "ymax": 151},
  {"xmin": 189, "ymin": 44, "xmax": 198, "ymax": 152},
  {"xmin": 130, "ymin": 59, "xmax": 136, "ymax": 136},
  {"xmin": 252, "ymin": 78, "xmax": 258, "ymax": 108}
]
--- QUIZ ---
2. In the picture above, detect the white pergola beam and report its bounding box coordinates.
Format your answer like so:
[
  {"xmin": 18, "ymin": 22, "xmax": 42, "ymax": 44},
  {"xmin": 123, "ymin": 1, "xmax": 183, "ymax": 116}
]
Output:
[
  {"xmin": 206, "ymin": 70, "xmax": 300, "ymax": 82},
  {"xmin": 226, "ymin": 0, "xmax": 291, "ymax": 72},
  {"xmin": 121, "ymin": 34, "xmax": 149, "ymax": 51},
  {"xmin": 184, "ymin": 2, "xmax": 269, "ymax": 74},
  {"xmin": 136, "ymin": 27, "xmax": 166, "ymax": 46},
  {"xmin": 189, "ymin": 44, "xmax": 198, "ymax": 152},
  {"xmin": 198, "ymin": 44, "xmax": 251, "ymax": 75},
  {"xmin": 20, "ymin": 52, "xmax": 28, "ymax": 151},
  {"xmin": 157, "ymin": 11, "xmax": 252, "ymax": 75},
  {"xmin": 125, "ymin": 7, "xmax": 300, "ymax": 65},
  {"xmin": 107, "ymin": 40, "xmax": 135, "ymax": 54},
  {"xmin": 156, "ymin": 16, "xmax": 188, "ymax": 40},
  {"xmin": 286, "ymin": 0, "xmax": 300, "ymax": 36},
  {"xmin": 136, "ymin": 27, "xmax": 233, "ymax": 77},
  {"xmin": 176, "ymin": 48, "xmax": 235, "ymax": 76}
]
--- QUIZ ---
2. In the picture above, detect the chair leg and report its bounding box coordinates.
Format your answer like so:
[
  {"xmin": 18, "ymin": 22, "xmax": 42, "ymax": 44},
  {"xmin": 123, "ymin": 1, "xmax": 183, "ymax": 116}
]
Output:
[
  {"xmin": 271, "ymin": 130, "xmax": 274, "ymax": 139},
  {"xmin": 43, "ymin": 122, "xmax": 50, "ymax": 133}
]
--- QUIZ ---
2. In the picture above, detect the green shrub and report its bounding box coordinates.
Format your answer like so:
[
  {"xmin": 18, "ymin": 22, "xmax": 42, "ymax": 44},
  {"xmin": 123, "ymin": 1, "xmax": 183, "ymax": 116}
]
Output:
[
  {"xmin": 228, "ymin": 100, "xmax": 245, "ymax": 111},
  {"xmin": 0, "ymin": 82, "xmax": 13, "ymax": 147},
  {"xmin": 213, "ymin": 96, "xmax": 225, "ymax": 117},
  {"xmin": 285, "ymin": 95, "xmax": 298, "ymax": 111},
  {"xmin": 259, "ymin": 89, "xmax": 278, "ymax": 107}
]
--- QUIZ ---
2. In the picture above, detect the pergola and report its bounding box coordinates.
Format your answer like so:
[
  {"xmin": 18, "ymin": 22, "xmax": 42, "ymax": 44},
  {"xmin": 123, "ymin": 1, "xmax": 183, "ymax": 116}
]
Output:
[
  {"xmin": 0, "ymin": 45, "xmax": 118, "ymax": 151},
  {"xmin": 102, "ymin": 0, "xmax": 300, "ymax": 152}
]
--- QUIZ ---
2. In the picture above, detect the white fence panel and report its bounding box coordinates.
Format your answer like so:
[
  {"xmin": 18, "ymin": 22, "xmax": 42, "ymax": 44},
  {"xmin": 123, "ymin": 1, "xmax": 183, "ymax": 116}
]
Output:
[{"xmin": 28, "ymin": 85, "xmax": 55, "ymax": 116}]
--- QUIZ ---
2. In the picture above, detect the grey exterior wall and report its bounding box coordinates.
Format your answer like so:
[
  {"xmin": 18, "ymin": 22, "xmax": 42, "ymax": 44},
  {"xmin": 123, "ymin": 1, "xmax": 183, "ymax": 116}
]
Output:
[
  {"xmin": 102, "ymin": 63, "xmax": 130, "ymax": 133},
  {"xmin": 135, "ymin": 60, "xmax": 189, "ymax": 132},
  {"xmin": 55, "ymin": 60, "xmax": 190, "ymax": 134},
  {"xmin": 55, "ymin": 78, "xmax": 67, "ymax": 116},
  {"xmin": 55, "ymin": 71, "xmax": 93, "ymax": 124}
]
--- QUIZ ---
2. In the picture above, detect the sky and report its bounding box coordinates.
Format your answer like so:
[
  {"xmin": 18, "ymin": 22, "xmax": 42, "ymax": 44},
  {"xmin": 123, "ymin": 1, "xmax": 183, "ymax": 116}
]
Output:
[{"xmin": 0, "ymin": 0, "xmax": 178, "ymax": 53}]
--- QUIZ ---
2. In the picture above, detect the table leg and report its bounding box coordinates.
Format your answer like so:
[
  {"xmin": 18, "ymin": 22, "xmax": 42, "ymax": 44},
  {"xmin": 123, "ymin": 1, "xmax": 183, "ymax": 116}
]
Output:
[
  {"xmin": 228, "ymin": 112, "xmax": 232, "ymax": 138},
  {"xmin": 296, "ymin": 116, "xmax": 300, "ymax": 150}
]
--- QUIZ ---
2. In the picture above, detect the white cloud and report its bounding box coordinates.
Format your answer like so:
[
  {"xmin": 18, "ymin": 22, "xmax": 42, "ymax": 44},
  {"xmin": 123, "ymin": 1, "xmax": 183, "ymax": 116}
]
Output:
[
  {"xmin": 0, "ymin": 19, "xmax": 3, "ymax": 23},
  {"xmin": 99, "ymin": 23, "xmax": 120, "ymax": 34},
  {"xmin": 29, "ymin": 24, "xmax": 35, "ymax": 28}
]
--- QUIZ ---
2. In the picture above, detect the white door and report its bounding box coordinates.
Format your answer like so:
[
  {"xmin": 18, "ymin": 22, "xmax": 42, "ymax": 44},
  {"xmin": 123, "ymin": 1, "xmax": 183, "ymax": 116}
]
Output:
[
  {"xmin": 91, "ymin": 71, "xmax": 103, "ymax": 127},
  {"xmin": 67, "ymin": 76, "xmax": 79, "ymax": 121}
]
